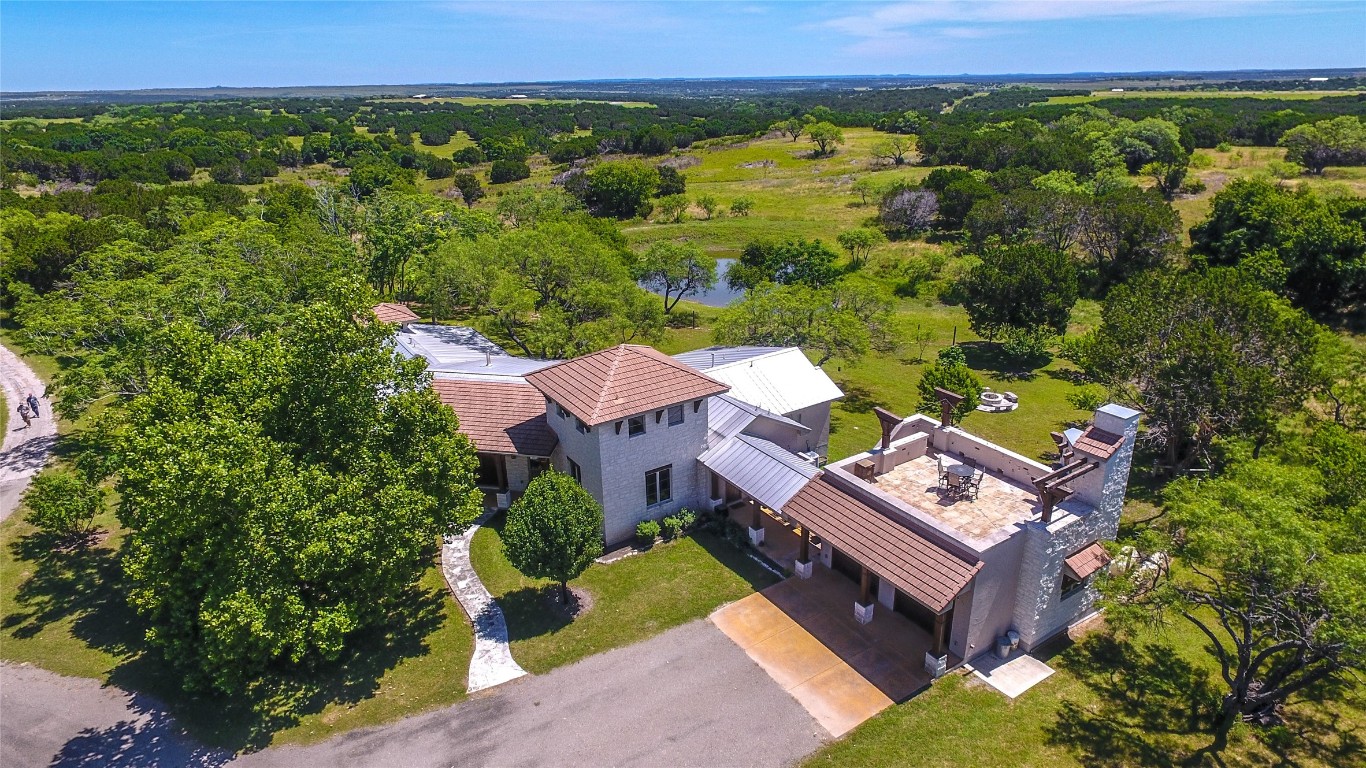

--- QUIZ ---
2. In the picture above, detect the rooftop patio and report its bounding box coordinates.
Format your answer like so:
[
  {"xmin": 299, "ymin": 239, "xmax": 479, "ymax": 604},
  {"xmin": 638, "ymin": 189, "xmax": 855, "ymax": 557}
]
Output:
[{"xmin": 872, "ymin": 452, "xmax": 1042, "ymax": 540}]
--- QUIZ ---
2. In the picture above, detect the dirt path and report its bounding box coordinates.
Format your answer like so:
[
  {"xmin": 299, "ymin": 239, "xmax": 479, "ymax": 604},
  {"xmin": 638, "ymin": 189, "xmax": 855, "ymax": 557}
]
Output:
[{"xmin": 0, "ymin": 343, "xmax": 57, "ymax": 521}]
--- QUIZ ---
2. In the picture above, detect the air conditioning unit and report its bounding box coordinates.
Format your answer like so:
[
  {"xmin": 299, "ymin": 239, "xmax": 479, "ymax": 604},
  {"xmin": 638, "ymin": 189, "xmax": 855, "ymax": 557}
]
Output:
[{"xmin": 797, "ymin": 450, "xmax": 821, "ymax": 466}]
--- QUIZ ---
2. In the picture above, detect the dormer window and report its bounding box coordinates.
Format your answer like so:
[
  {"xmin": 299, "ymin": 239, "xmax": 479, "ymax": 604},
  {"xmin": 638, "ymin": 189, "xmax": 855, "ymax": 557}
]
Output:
[
  {"xmin": 628, "ymin": 415, "xmax": 646, "ymax": 437},
  {"xmin": 668, "ymin": 404, "xmax": 684, "ymax": 426}
]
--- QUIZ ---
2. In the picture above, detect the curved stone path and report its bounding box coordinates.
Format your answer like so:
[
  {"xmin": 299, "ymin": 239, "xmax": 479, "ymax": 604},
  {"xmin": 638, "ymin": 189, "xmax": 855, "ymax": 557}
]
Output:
[
  {"xmin": 0, "ymin": 343, "xmax": 58, "ymax": 521},
  {"xmin": 441, "ymin": 513, "xmax": 528, "ymax": 692}
]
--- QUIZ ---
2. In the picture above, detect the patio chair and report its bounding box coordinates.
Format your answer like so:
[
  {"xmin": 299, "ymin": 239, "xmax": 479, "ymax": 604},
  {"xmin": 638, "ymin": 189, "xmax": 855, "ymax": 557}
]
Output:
[
  {"xmin": 965, "ymin": 469, "xmax": 985, "ymax": 500},
  {"xmin": 936, "ymin": 455, "xmax": 950, "ymax": 489}
]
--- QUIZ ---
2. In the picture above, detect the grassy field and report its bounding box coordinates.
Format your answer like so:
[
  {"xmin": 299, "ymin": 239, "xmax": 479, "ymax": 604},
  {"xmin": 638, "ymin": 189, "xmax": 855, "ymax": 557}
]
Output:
[
  {"xmin": 1044, "ymin": 90, "xmax": 1361, "ymax": 104},
  {"xmin": 803, "ymin": 616, "xmax": 1364, "ymax": 768},
  {"xmin": 469, "ymin": 514, "xmax": 778, "ymax": 674}
]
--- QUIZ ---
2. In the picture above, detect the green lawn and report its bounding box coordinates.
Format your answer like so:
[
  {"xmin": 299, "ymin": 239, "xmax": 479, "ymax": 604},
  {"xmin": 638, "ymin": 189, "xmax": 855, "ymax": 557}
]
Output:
[
  {"xmin": 804, "ymin": 618, "xmax": 1365, "ymax": 768},
  {"xmin": 470, "ymin": 514, "xmax": 779, "ymax": 674}
]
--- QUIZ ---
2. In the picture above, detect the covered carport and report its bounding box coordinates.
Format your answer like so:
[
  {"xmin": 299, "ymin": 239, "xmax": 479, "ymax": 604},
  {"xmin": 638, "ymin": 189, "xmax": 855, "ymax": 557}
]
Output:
[{"xmin": 781, "ymin": 473, "xmax": 982, "ymax": 675}]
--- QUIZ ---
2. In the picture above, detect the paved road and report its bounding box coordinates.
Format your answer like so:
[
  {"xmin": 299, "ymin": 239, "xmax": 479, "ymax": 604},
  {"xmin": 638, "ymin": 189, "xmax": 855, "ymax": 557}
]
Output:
[
  {"xmin": 0, "ymin": 343, "xmax": 57, "ymax": 522},
  {"xmin": 4, "ymin": 620, "xmax": 826, "ymax": 768}
]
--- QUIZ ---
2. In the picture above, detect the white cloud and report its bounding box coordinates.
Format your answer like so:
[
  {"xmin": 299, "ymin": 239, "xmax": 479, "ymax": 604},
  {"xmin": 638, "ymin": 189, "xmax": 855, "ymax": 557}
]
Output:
[{"xmin": 824, "ymin": 0, "xmax": 1300, "ymax": 39}]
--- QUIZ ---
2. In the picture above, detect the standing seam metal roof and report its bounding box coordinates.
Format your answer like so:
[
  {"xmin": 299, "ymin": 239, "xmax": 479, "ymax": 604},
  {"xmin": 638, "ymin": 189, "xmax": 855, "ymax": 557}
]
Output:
[
  {"xmin": 685, "ymin": 347, "xmax": 843, "ymax": 416},
  {"xmin": 699, "ymin": 434, "xmax": 820, "ymax": 511},
  {"xmin": 782, "ymin": 474, "xmax": 982, "ymax": 613}
]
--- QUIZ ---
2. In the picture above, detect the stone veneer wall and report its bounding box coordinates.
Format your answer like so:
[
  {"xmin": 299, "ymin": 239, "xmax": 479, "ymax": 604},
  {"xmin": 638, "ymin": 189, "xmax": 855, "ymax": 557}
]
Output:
[{"xmin": 595, "ymin": 398, "xmax": 712, "ymax": 546}]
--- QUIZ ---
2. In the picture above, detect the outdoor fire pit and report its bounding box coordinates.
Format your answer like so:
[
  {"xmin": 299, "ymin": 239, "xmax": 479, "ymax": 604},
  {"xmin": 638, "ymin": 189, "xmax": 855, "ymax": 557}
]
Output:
[{"xmin": 977, "ymin": 389, "xmax": 1019, "ymax": 413}]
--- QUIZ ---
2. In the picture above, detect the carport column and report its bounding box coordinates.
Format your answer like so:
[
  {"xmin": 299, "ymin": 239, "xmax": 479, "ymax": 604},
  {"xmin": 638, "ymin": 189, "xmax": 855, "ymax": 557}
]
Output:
[
  {"xmin": 854, "ymin": 567, "xmax": 875, "ymax": 624},
  {"xmin": 795, "ymin": 526, "xmax": 812, "ymax": 579},
  {"xmin": 924, "ymin": 610, "xmax": 949, "ymax": 678},
  {"xmin": 747, "ymin": 501, "xmax": 765, "ymax": 546}
]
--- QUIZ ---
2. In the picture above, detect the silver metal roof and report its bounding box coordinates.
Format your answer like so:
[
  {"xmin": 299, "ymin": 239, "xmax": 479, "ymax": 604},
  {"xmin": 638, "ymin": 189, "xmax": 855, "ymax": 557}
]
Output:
[
  {"xmin": 395, "ymin": 324, "xmax": 560, "ymax": 380},
  {"xmin": 699, "ymin": 433, "xmax": 820, "ymax": 511},
  {"xmin": 686, "ymin": 347, "xmax": 843, "ymax": 416},
  {"xmin": 706, "ymin": 394, "xmax": 809, "ymax": 446},
  {"xmin": 674, "ymin": 346, "xmax": 784, "ymax": 370}
]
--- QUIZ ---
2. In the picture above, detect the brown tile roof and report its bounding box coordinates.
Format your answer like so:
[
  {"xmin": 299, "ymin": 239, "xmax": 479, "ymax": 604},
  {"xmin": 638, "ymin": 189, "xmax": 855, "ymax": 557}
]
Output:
[
  {"xmin": 373, "ymin": 302, "xmax": 420, "ymax": 324},
  {"xmin": 1064, "ymin": 542, "xmax": 1111, "ymax": 581},
  {"xmin": 524, "ymin": 344, "xmax": 729, "ymax": 426},
  {"xmin": 1073, "ymin": 425, "xmax": 1124, "ymax": 459},
  {"xmin": 782, "ymin": 474, "xmax": 982, "ymax": 613},
  {"xmin": 432, "ymin": 379, "xmax": 558, "ymax": 457}
]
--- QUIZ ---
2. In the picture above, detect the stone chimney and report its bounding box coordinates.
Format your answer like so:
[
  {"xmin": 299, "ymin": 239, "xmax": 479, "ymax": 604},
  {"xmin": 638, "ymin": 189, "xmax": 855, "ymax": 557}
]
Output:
[{"xmin": 1068, "ymin": 404, "xmax": 1141, "ymax": 538}]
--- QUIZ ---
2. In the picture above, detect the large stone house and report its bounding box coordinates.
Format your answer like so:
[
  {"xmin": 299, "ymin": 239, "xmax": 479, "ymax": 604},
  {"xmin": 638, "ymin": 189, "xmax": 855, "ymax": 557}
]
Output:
[{"xmin": 384, "ymin": 313, "xmax": 1138, "ymax": 673}]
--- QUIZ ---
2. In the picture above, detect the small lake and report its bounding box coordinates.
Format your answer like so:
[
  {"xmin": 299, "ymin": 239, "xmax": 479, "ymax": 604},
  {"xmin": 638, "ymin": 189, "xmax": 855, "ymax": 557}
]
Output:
[{"xmin": 643, "ymin": 257, "xmax": 744, "ymax": 308}]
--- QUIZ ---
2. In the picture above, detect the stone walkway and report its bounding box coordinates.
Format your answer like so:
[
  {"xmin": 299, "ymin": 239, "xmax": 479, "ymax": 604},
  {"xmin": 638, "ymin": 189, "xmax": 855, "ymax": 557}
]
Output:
[
  {"xmin": 440, "ymin": 513, "xmax": 527, "ymax": 692},
  {"xmin": 0, "ymin": 343, "xmax": 57, "ymax": 522}
]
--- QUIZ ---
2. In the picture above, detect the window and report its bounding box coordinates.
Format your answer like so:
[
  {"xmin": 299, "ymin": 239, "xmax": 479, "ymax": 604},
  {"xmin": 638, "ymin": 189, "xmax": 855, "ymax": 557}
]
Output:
[
  {"xmin": 668, "ymin": 404, "xmax": 684, "ymax": 426},
  {"xmin": 568, "ymin": 459, "xmax": 582, "ymax": 484},
  {"xmin": 1061, "ymin": 572, "xmax": 1085, "ymax": 598},
  {"xmin": 645, "ymin": 465, "xmax": 672, "ymax": 507},
  {"xmin": 628, "ymin": 415, "xmax": 646, "ymax": 437},
  {"xmin": 556, "ymin": 403, "xmax": 569, "ymax": 419},
  {"xmin": 576, "ymin": 418, "xmax": 590, "ymax": 434}
]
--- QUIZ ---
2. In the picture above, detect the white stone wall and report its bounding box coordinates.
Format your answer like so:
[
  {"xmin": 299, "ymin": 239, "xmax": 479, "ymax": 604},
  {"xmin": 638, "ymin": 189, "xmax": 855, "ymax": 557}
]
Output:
[
  {"xmin": 505, "ymin": 455, "xmax": 531, "ymax": 493},
  {"xmin": 545, "ymin": 401, "xmax": 606, "ymax": 509},
  {"xmin": 595, "ymin": 398, "xmax": 712, "ymax": 546},
  {"xmin": 1010, "ymin": 509, "xmax": 1109, "ymax": 650}
]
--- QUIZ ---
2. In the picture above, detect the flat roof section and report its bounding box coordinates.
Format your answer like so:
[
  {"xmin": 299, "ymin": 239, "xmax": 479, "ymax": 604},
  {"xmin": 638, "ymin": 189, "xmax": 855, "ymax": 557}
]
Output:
[{"xmin": 871, "ymin": 454, "xmax": 1042, "ymax": 541}]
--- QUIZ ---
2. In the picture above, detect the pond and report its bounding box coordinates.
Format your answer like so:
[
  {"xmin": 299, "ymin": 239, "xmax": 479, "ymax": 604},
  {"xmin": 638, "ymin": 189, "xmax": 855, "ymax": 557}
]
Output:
[{"xmin": 643, "ymin": 257, "xmax": 744, "ymax": 308}]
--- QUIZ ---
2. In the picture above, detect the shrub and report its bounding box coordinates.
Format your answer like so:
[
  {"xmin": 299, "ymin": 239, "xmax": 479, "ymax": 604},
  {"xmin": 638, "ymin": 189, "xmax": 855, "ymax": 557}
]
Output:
[
  {"xmin": 425, "ymin": 157, "xmax": 455, "ymax": 180},
  {"xmin": 451, "ymin": 146, "xmax": 486, "ymax": 166},
  {"xmin": 490, "ymin": 160, "xmax": 531, "ymax": 184},
  {"xmin": 676, "ymin": 509, "xmax": 697, "ymax": 530},
  {"xmin": 23, "ymin": 470, "xmax": 104, "ymax": 540},
  {"xmin": 999, "ymin": 325, "xmax": 1054, "ymax": 363},
  {"xmin": 728, "ymin": 196, "xmax": 754, "ymax": 217},
  {"xmin": 1216, "ymin": 142, "xmax": 1233, "ymax": 153},
  {"xmin": 661, "ymin": 515, "xmax": 683, "ymax": 540},
  {"xmin": 635, "ymin": 519, "xmax": 660, "ymax": 546},
  {"xmin": 1067, "ymin": 384, "xmax": 1108, "ymax": 412},
  {"xmin": 1178, "ymin": 178, "xmax": 1207, "ymax": 195},
  {"xmin": 505, "ymin": 472, "xmax": 604, "ymax": 603}
]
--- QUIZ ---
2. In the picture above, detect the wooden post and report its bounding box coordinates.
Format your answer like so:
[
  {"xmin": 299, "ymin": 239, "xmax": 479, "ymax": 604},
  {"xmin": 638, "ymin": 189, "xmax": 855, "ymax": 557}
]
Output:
[
  {"xmin": 798, "ymin": 527, "xmax": 810, "ymax": 564},
  {"xmin": 751, "ymin": 501, "xmax": 762, "ymax": 530},
  {"xmin": 859, "ymin": 567, "xmax": 871, "ymax": 605},
  {"xmin": 932, "ymin": 612, "xmax": 948, "ymax": 657}
]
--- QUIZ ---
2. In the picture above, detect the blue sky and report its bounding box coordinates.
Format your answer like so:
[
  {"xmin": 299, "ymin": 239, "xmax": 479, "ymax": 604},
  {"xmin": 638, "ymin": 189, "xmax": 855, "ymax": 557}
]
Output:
[{"xmin": 2, "ymin": 1, "xmax": 1363, "ymax": 92}]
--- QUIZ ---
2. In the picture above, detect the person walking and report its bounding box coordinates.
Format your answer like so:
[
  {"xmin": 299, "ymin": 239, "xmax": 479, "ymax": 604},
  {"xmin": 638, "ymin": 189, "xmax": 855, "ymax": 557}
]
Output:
[
  {"xmin": 17, "ymin": 402, "xmax": 32, "ymax": 430},
  {"xmin": 26, "ymin": 393, "xmax": 40, "ymax": 419}
]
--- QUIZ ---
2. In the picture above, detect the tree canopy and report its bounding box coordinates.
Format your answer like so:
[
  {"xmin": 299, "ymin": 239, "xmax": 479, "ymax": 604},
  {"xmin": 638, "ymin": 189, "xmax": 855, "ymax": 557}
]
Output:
[
  {"xmin": 502, "ymin": 472, "xmax": 604, "ymax": 603},
  {"xmin": 959, "ymin": 243, "xmax": 1078, "ymax": 340},
  {"xmin": 113, "ymin": 290, "xmax": 481, "ymax": 691},
  {"xmin": 633, "ymin": 241, "xmax": 717, "ymax": 313}
]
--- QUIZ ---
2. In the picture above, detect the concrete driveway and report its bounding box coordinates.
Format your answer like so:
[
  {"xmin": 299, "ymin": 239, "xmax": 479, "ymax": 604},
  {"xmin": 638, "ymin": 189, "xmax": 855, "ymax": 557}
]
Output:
[
  {"xmin": 4, "ymin": 620, "xmax": 827, "ymax": 768},
  {"xmin": 712, "ymin": 567, "xmax": 933, "ymax": 737}
]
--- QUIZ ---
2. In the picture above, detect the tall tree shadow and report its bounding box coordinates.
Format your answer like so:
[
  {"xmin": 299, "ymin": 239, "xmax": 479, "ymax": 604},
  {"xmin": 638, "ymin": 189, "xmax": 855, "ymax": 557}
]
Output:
[
  {"xmin": 1044, "ymin": 634, "xmax": 1222, "ymax": 767},
  {"xmin": 959, "ymin": 341, "xmax": 1046, "ymax": 381}
]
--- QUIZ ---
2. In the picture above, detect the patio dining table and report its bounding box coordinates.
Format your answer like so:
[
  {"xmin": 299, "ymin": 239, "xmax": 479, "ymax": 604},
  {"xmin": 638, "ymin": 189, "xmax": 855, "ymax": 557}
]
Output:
[{"xmin": 945, "ymin": 462, "xmax": 975, "ymax": 487}]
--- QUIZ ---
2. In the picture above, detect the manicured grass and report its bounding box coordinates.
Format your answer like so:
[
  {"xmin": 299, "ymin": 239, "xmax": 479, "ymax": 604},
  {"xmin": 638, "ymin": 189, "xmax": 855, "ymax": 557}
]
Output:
[
  {"xmin": 804, "ymin": 617, "xmax": 1365, "ymax": 768},
  {"xmin": 470, "ymin": 514, "xmax": 779, "ymax": 674}
]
